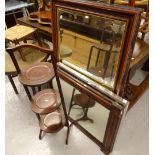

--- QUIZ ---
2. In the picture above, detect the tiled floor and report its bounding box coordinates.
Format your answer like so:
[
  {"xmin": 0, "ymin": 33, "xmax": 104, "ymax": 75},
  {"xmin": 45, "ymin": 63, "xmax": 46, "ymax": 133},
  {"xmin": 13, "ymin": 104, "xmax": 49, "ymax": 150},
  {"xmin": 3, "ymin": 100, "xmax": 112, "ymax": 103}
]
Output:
[{"xmin": 5, "ymin": 75, "xmax": 148, "ymax": 155}]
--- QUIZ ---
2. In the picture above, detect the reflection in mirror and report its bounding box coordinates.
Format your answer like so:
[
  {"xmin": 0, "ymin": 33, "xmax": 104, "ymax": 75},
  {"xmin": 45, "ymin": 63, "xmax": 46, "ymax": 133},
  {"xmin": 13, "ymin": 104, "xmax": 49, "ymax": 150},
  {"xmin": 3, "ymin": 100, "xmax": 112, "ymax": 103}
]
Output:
[
  {"xmin": 61, "ymin": 80, "xmax": 110, "ymax": 142},
  {"xmin": 57, "ymin": 8, "xmax": 126, "ymax": 88},
  {"xmin": 68, "ymin": 88, "xmax": 110, "ymax": 142}
]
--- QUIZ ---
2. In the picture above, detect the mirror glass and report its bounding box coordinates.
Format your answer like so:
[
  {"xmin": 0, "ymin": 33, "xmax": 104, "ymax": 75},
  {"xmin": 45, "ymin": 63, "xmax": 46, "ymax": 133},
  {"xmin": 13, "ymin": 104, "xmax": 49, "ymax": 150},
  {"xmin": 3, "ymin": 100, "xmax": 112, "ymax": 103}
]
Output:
[
  {"xmin": 69, "ymin": 91, "xmax": 110, "ymax": 142},
  {"xmin": 61, "ymin": 80, "xmax": 110, "ymax": 142},
  {"xmin": 57, "ymin": 8, "xmax": 127, "ymax": 89}
]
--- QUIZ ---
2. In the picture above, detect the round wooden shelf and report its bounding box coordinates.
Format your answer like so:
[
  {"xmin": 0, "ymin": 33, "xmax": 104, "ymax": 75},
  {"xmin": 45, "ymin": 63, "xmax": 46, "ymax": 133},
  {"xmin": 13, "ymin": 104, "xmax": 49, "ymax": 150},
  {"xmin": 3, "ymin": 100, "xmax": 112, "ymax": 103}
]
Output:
[
  {"xmin": 73, "ymin": 93, "xmax": 95, "ymax": 108},
  {"xmin": 39, "ymin": 110, "xmax": 66, "ymax": 133},
  {"xmin": 31, "ymin": 89, "xmax": 61, "ymax": 114},
  {"xmin": 18, "ymin": 62, "xmax": 55, "ymax": 86}
]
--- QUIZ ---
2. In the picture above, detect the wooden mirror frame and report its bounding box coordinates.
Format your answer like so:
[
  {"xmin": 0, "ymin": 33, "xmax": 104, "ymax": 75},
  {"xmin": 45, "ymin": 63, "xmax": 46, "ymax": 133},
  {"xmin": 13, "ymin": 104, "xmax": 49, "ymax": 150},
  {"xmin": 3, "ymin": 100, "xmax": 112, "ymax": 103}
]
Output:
[
  {"xmin": 51, "ymin": 0, "xmax": 142, "ymax": 154},
  {"xmin": 57, "ymin": 65, "xmax": 129, "ymax": 154},
  {"xmin": 51, "ymin": 0, "xmax": 142, "ymax": 96}
]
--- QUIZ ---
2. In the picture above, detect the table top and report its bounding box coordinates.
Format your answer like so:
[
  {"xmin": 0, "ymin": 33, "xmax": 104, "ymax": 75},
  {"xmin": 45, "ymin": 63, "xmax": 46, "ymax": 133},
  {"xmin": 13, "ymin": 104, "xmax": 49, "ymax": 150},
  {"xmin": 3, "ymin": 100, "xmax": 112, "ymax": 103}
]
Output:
[
  {"xmin": 17, "ymin": 17, "xmax": 52, "ymax": 37},
  {"xmin": 5, "ymin": 0, "xmax": 34, "ymax": 12}
]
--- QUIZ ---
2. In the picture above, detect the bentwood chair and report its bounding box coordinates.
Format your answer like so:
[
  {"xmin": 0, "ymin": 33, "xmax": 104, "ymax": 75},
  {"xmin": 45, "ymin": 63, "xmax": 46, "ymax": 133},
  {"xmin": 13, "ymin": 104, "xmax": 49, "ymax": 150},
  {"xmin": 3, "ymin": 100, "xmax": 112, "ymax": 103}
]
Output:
[
  {"xmin": 5, "ymin": 41, "xmax": 50, "ymax": 94},
  {"xmin": 6, "ymin": 43, "xmax": 55, "ymax": 101},
  {"xmin": 5, "ymin": 24, "xmax": 49, "ymax": 94}
]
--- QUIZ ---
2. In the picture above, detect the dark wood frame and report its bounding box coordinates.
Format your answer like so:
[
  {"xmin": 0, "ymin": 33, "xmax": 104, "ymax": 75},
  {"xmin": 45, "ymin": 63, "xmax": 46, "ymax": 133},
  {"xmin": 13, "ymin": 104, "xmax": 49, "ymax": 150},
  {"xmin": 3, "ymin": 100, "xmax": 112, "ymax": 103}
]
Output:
[
  {"xmin": 51, "ymin": 0, "xmax": 142, "ymax": 154},
  {"xmin": 51, "ymin": 0, "xmax": 142, "ymax": 95},
  {"xmin": 57, "ymin": 67, "xmax": 128, "ymax": 154}
]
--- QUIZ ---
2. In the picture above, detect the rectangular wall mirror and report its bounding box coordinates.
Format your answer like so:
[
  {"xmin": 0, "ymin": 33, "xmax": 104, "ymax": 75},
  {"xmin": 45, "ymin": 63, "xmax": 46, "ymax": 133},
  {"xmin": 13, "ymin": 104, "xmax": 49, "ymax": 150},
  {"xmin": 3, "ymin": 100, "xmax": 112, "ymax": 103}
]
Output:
[
  {"xmin": 53, "ymin": 0, "xmax": 142, "ymax": 94},
  {"xmin": 57, "ymin": 66, "xmax": 129, "ymax": 154},
  {"xmin": 60, "ymin": 80, "xmax": 110, "ymax": 142},
  {"xmin": 57, "ymin": 8, "xmax": 127, "ymax": 89}
]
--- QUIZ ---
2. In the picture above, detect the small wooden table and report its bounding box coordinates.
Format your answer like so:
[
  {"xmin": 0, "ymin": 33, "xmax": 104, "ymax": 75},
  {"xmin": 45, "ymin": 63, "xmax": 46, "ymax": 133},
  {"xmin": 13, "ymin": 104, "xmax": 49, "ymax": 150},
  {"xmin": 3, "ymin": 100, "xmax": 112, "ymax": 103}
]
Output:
[{"xmin": 17, "ymin": 16, "xmax": 52, "ymax": 41}]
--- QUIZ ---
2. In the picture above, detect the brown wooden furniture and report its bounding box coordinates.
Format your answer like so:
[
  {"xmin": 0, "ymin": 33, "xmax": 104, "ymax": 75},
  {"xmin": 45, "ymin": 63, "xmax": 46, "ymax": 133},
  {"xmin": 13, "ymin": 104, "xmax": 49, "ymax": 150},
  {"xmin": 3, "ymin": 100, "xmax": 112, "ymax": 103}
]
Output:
[
  {"xmin": 6, "ymin": 43, "xmax": 55, "ymax": 101},
  {"xmin": 5, "ymin": 25, "xmax": 36, "ymax": 43},
  {"xmin": 5, "ymin": 24, "xmax": 50, "ymax": 94},
  {"xmin": 17, "ymin": 17, "xmax": 73, "ymax": 58},
  {"xmin": 6, "ymin": 41, "xmax": 70, "ymax": 144},
  {"xmin": 29, "ymin": 0, "xmax": 52, "ymax": 25},
  {"xmin": 17, "ymin": 16, "xmax": 52, "ymax": 41},
  {"xmin": 51, "ymin": 0, "xmax": 142, "ymax": 154},
  {"xmin": 125, "ymin": 38, "xmax": 149, "ymax": 108},
  {"xmin": 29, "ymin": 11, "xmax": 52, "ymax": 25},
  {"xmin": 68, "ymin": 88, "xmax": 95, "ymax": 123},
  {"xmin": 31, "ymin": 89, "xmax": 69, "ymax": 143},
  {"xmin": 31, "ymin": 89, "xmax": 61, "ymax": 115},
  {"xmin": 5, "ymin": 24, "xmax": 37, "ymax": 61},
  {"xmin": 110, "ymin": 0, "xmax": 149, "ymax": 105},
  {"xmin": 123, "ymin": 2, "xmax": 149, "ymax": 107},
  {"xmin": 5, "ymin": 41, "xmax": 49, "ymax": 94},
  {"xmin": 87, "ymin": 26, "xmax": 115, "ymax": 78}
]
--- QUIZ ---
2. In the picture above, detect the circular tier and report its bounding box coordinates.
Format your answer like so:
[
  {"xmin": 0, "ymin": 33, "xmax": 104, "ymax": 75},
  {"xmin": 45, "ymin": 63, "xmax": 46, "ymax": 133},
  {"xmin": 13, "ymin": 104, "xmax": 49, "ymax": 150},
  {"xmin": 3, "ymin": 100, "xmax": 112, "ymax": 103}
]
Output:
[
  {"xmin": 18, "ymin": 62, "xmax": 55, "ymax": 86},
  {"xmin": 39, "ymin": 110, "xmax": 65, "ymax": 133},
  {"xmin": 31, "ymin": 89, "xmax": 61, "ymax": 114},
  {"xmin": 73, "ymin": 93, "xmax": 95, "ymax": 108}
]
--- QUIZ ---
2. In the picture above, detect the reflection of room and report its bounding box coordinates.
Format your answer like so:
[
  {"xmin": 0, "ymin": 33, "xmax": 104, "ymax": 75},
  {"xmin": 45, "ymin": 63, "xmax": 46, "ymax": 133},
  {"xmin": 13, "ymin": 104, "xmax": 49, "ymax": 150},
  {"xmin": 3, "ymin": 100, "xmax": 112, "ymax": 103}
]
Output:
[
  {"xmin": 67, "ymin": 88, "xmax": 110, "ymax": 142},
  {"xmin": 58, "ymin": 9, "xmax": 126, "ymax": 88}
]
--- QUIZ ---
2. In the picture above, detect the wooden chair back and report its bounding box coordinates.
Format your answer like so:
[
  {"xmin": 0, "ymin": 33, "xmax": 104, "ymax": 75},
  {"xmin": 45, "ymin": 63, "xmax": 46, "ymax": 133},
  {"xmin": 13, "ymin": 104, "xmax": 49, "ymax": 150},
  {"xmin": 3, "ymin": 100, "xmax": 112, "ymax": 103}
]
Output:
[{"xmin": 6, "ymin": 43, "xmax": 54, "ymax": 74}]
